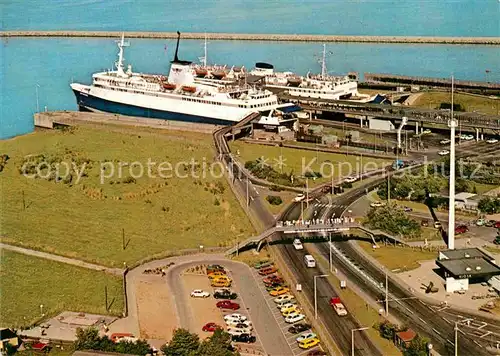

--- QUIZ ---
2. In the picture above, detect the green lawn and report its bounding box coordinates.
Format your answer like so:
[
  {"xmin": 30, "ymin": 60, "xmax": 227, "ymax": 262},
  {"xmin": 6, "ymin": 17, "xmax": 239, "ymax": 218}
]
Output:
[
  {"xmin": 0, "ymin": 250, "xmax": 124, "ymax": 328},
  {"xmin": 412, "ymin": 91, "xmax": 499, "ymax": 115},
  {"xmin": 0, "ymin": 125, "xmax": 254, "ymax": 267},
  {"xmin": 229, "ymin": 141, "xmax": 390, "ymax": 187},
  {"xmin": 357, "ymin": 241, "xmax": 436, "ymax": 272}
]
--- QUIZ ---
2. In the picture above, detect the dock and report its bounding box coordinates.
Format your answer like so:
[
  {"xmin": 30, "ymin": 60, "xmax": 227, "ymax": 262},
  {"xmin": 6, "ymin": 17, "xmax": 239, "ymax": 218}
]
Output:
[
  {"xmin": 2, "ymin": 31, "xmax": 500, "ymax": 45},
  {"xmin": 34, "ymin": 111, "xmax": 221, "ymax": 134}
]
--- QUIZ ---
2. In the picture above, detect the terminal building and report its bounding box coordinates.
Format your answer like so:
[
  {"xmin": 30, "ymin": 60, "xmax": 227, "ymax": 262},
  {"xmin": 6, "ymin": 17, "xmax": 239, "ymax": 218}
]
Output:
[{"xmin": 435, "ymin": 248, "xmax": 500, "ymax": 292}]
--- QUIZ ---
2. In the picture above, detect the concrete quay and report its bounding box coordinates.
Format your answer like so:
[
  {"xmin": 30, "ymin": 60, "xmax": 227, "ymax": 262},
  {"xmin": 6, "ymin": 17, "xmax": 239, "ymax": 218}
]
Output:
[{"xmin": 2, "ymin": 31, "xmax": 500, "ymax": 45}]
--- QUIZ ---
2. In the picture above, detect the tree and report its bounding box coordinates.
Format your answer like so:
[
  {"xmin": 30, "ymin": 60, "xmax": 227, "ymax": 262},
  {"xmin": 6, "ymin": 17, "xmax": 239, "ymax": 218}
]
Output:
[
  {"xmin": 378, "ymin": 321, "xmax": 398, "ymax": 341},
  {"xmin": 478, "ymin": 197, "xmax": 500, "ymax": 214},
  {"xmin": 403, "ymin": 335, "xmax": 429, "ymax": 356},
  {"xmin": 366, "ymin": 204, "xmax": 421, "ymax": 238},
  {"xmin": 198, "ymin": 329, "xmax": 236, "ymax": 356},
  {"xmin": 74, "ymin": 327, "xmax": 102, "ymax": 351},
  {"xmin": 161, "ymin": 328, "xmax": 200, "ymax": 356}
]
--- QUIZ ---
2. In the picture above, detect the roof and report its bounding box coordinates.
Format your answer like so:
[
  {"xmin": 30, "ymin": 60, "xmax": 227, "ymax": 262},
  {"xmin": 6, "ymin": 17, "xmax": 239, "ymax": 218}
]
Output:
[
  {"xmin": 277, "ymin": 104, "xmax": 302, "ymax": 113},
  {"xmin": 436, "ymin": 257, "xmax": 500, "ymax": 279},
  {"xmin": 396, "ymin": 329, "xmax": 417, "ymax": 342},
  {"xmin": 439, "ymin": 248, "xmax": 493, "ymax": 261},
  {"xmin": 73, "ymin": 351, "xmax": 138, "ymax": 356},
  {"xmin": 455, "ymin": 192, "xmax": 477, "ymax": 201},
  {"xmin": 0, "ymin": 328, "xmax": 17, "ymax": 340}
]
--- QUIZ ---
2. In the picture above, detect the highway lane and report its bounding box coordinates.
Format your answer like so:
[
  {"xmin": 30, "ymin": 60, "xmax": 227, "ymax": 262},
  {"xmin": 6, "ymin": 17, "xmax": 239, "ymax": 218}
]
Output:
[{"xmin": 274, "ymin": 242, "xmax": 382, "ymax": 356}]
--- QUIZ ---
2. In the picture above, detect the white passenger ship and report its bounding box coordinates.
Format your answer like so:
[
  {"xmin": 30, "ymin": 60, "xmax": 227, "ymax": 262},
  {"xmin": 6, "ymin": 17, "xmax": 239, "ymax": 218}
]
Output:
[
  {"xmin": 251, "ymin": 45, "xmax": 370, "ymax": 102},
  {"xmin": 70, "ymin": 32, "xmax": 299, "ymax": 126}
]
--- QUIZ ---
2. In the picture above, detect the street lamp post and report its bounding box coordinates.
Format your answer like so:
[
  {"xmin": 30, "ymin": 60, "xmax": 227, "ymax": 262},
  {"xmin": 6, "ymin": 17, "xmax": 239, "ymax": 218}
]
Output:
[
  {"xmin": 314, "ymin": 274, "xmax": 328, "ymax": 319},
  {"xmin": 454, "ymin": 321, "xmax": 458, "ymax": 356},
  {"xmin": 35, "ymin": 84, "xmax": 40, "ymax": 113},
  {"xmin": 329, "ymin": 233, "xmax": 332, "ymax": 272},
  {"xmin": 351, "ymin": 327, "xmax": 369, "ymax": 356}
]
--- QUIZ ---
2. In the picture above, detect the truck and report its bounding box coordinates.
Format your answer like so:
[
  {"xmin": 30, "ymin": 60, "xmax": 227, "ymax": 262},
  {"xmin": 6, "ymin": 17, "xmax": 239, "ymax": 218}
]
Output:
[{"xmin": 330, "ymin": 297, "xmax": 348, "ymax": 316}]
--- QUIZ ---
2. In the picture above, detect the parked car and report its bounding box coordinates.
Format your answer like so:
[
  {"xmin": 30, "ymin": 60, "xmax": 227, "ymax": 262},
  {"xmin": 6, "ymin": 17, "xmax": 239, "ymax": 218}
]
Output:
[
  {"xmin": 266, "ymin": 282, "xmax": 285, "ymax": 291},
  {"xmin": 274, "ymin": 294, "xmax": 295, "ymax": 304},
  {"xmin": 486, "ymin": 138, "xmax": 499, "ymax": 144},
  {"xmin": 344, "ymin": 176, "xmax": 358, "ymax": 183},
  {"xmin": 281, "ymin": 305, "xmax": 299, "ymax": 315},
  {"xmin": 263, "ymin": 274, "xmax": 284, "ymax": 285},
  {"xmin": 296, "ymin": 332, "xmax": 318, "ymax": 343},
  {"xmin": 403, "ymin": 206, "xmax": 413, "ymax": 212},
  {"xmin": 254, "ymin": 260, "xmax": 271, "ymax": 269},
  {"xmin": 495, "ymin": 221, "xmax": 500, "ymax": 229},
  {"xmin": 370, "ymin": 201, "xmax": 385, "ymax": 208},
  {"xmin": 269, "ymin": 286, "xmax": 290, "ymax": 297},
  {"xmin": 259, "ymin": 266, "xmax": 278, "ymax": 276},
  {"xmin": 282, "ymin": 308, "xmax": 301, "ymax": 317},
  {"xmin": 421, "ymin": 219, "xmax": 429, "ymax": 227},
  {"xmin": 190, "ymin": 289, "xmax": 210, "ymax": 298},
  {"xmin": 202, "ymin": 322, "xmax": 220, "ymax": 332},
  {"xmin": 434, "ymin": 221, "xmax": 442, "ymax": 229},
  {"xmin": 485, "ymin": 220, "xmax": 496, "ymax": 227},
  {"xmin": 285, "ymin": 313, "xmax": 306, "ymax": 323},
  {"xmin": 440, "ymin": 139, "xmax": 451, "ymax": 145},
  {"xmin": 216, "ymin": 300, "xmax": 240, "ymax": 310},
  {"xmin": 422, "ymin": 129, "xmax": 432, "ymax": 134},
  {"xmin": 231, "ymin": 333, "xmax": 256, "ymax": 343},
  {"xmin": 455, "ymin": 225, "xmax": 469, "ymax": 234},
  {"xmin": 208, "ymin": 271, "xmax": 227, "ymax": 279},
  {"xmin": 307, "ymin": 350, "xmax": 327, "ymax": 356},
  {"xmin": 279, "ymin": 302, "xmax": 297, "ymax": 311},
  {"xmin": 224, "ymin": 313, "xmax": 247, "ymax": 323},
  {"xmin": 214, "ymin": 289, "xmax": 238, "ymax": 300},
  {"xmin": 438, "ymin": 150, "xmax": 450, "ymax": 156},
  {"xmin": 476, "ymin": 218, "xmax": 487, "ymax": 226},
  {"xmin": 227, "ymin": 326, "xmax": 252, "ymax": 335},
  {"xmin": 225, "ymin": 319, "xmax": 252, "ymax": 328},
  {"xmin": 288, "ymin": 323, "xmax": 312, "ymax": 334},
  {"xmin": 298, "ymin": 337, "xmax": 320, "ymax": 349}
]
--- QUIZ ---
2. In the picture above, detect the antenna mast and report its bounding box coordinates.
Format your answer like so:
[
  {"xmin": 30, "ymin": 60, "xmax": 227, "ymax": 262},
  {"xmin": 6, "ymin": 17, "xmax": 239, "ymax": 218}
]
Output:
[{"xmin": 203, "ymin": 33, "xmax": 207, "ymax": 67}]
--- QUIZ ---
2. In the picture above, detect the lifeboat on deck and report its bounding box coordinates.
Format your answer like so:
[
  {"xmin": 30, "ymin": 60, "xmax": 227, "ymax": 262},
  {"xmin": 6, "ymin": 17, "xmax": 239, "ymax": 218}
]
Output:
[
  {"xmin": 182, "ymin": 85, "xmax": 197, "ymax": 93},
  {"xmin": 162, "ymin": 82, "xmax": 176, "ymax": 90},
  {"xmin": 195, "ymin": 67, "xmax": 208, "ymax": 77},
  {"xmin": 212, "ymin": 70, "xmax": 227, "ymax": 80},
  {"xmin": 287, "ymin": 77, "xmax": 302, "ymax": 87},
  {"xmin": 233, "ymin": 66, "xmax": 242, "ymax": 73}
]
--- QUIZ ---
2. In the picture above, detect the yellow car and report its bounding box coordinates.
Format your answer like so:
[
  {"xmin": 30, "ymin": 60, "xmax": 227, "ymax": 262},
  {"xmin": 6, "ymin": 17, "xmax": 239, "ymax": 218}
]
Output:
[
  {"xmin": 298, "ymin": 337, "xmax": 320, "ymax": 349},
  {"xmin": 282, "ymin": 308, "xmax": 300, "ymax": 317},
  {"xmin": 208, "ymin": 272, "xmax": 227, "ymax": 279},
  {"xmin": 269, "ymin": 286, "xmax": 290, "ymax": 297},
  {"xmin": 281, "ymin": 305, "xmax": 299, "ymax": 315}
]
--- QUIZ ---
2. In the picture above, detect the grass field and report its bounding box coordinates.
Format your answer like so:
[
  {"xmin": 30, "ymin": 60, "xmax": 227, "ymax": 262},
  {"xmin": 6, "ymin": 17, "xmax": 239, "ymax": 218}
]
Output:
[
  {"xmin": 229, "ymin": 141, "xmax": 390, "ymax": 187},
  {"xmin": 357, "ymin": 241, "xmax": 436, "ymax": 272},
  {"xmin": 313, "ymin": 253, "xmax": 401, "ymax": 356},
  {"xmin": 0, "ymin": 250, "xmax": 124, "ymax": 328},
  {"xmin": 0, "ymin": 125, "xmax": 254, "ymax": 267},
  {"xmin": 412, "ymin": 91, "xmax": 499, "ymax": 115}
]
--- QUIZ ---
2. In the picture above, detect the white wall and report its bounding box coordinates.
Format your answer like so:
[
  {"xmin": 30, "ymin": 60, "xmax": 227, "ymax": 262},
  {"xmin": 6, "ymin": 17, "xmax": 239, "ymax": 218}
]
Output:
[
  {"xmin": 445, "ymin": 277, "xmax": 469, "ymax": 292},
  {"xmin": 368, "ymin": 118, "xmax": 395, "ymax": 131}
]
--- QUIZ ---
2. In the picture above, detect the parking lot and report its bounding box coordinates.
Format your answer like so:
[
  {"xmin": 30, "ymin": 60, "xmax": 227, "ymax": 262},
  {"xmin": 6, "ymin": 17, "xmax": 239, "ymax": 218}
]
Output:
[{"xmin": 250, "ymin": 267, "xmax": 325, "ymax": 356}]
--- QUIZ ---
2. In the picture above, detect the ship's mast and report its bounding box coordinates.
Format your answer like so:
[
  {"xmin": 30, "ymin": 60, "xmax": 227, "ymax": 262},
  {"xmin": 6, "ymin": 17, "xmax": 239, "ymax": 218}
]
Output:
[
  {"xmin": 321, "ymin": 44, "xmax": 327, "ymax": 77},
  {"xmin": 198, "ymin": 33, "xmax": 208, "ymax": 67},
  {"xmin": 115, "ymin": 33, "xmax": 130, "ymax": 78}
]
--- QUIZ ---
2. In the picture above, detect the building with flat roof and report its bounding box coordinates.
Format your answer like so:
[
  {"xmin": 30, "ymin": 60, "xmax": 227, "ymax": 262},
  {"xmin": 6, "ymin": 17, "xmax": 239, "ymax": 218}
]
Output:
[{"xmin": 436, "ymin": 248, "xmax": 500, "ymax": 292}]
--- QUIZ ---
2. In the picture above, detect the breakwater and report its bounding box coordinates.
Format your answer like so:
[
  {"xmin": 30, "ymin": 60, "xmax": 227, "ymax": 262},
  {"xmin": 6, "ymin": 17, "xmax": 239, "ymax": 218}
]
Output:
[{"xmin": 1, "ymin": 31, "xmax": 499, "ymax": 45}]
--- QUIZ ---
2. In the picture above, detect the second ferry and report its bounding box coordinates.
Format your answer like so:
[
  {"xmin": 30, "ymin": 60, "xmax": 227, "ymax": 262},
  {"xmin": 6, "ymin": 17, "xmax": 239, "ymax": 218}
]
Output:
[{"xmin": 70, "ymin": 32, "xmax": 299, "ymax": 126}]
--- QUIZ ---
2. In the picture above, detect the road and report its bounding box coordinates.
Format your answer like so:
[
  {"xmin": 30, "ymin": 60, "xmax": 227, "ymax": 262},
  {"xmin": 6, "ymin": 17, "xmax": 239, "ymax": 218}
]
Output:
[{"xmin": 293, "ymin": 182, "xmax": 498, "ymax": 355}]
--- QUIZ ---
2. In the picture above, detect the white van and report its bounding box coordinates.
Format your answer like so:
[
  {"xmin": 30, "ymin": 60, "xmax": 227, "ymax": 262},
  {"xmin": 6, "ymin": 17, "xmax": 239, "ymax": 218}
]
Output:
[
  {"xmin": 293, "ymin": 238, "xmax": 303, "ymax": 250},
  {"xmin": 304, "ymin": 254, "xmax": 316, "ymax": 268}
]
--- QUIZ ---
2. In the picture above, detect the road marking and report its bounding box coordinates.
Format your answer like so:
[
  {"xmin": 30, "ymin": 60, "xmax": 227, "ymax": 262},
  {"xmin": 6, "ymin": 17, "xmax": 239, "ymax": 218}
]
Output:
[
  {"xmin": 405, "ymin": 307, "xmax": 414, "ymax": 314},
  {"xmin": 432, "ymin": 328, "xmax": 442, "ymax": 336},
  {"xmin": 446, "ymin": 339, "xmax": 454, "ymax": 346},
  {"xmin": 477, "ymin": 322, "xmax": 488, "ymax": 330},
  {"xmin": 473, "ymin": 340, "xmax": 483, "ymax": 348},
  {"xmin": 418, "ymin": 317, "xmax": 428, "ymax": 325},
  {"xmin": 442, "ymin": 317, "xmax": 451, "ymax": 324},
  {"xmin": 479, "ymin": 331, "xmax": 492, "ymax": 338}
]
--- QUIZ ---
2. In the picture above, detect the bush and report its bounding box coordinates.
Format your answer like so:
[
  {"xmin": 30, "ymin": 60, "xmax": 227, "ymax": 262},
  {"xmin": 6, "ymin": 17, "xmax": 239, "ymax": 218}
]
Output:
[
  {"xmin": 266, "ymin": 195, "xmax": 283, "ymax": 205},
  {"xmin": 122, "ymin": 176, "xmax": 136, "ymax": 184}
]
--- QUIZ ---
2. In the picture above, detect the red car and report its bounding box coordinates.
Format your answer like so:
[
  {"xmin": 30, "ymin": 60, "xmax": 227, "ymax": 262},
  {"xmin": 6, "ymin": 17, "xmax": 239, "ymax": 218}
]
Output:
[
  {"xmin": 202, "ymin": 322, "xmax": 221, "ymax": 332},
  {"xmin": 455, "ymin": 225, "xmax": 469, "ymax": 234},
  {"xmin": 216, "ymin": 300, "xmax": 240, "ymax": 310},
  {"xmin": 263, "ymin": 274, "xmax": 284, "ymax": 285},
  {"xmin": 259, "ymin": 266, "xmax": 278, "ymax": 276},
  {"xmin": 495, "ymin": 221, "xmax": 500, "ymax": 229}
]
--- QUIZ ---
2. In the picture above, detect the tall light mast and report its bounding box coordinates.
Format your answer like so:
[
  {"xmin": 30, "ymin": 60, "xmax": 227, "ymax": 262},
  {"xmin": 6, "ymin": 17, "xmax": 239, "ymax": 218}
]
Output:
[
  {"xmin": 448, "ymin": 75, "xmax": 457, "ymax": 250},
  {"xmin": 115, "ymin": 33, "xmax": 129, "ymax": 78}
]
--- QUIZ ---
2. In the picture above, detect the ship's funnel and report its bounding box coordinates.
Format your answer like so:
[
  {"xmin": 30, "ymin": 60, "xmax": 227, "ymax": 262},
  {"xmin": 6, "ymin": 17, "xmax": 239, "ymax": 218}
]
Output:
[{"xmin": 174, "ymin": 31, "xmax": 181, "ymax": 62}]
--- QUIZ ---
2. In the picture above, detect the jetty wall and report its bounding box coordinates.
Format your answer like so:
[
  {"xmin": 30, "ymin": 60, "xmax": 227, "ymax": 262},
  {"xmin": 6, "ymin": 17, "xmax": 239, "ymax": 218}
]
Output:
[{"xmin": 1, "ymin": 31, "xmax": 499, "ymax": 45}]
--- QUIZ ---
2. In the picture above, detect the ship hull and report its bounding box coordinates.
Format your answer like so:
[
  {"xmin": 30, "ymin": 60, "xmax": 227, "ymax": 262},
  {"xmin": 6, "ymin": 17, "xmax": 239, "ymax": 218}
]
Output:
[{"xmin": 72, "ymin": 89, "xmax": 237, "ymax": 126}]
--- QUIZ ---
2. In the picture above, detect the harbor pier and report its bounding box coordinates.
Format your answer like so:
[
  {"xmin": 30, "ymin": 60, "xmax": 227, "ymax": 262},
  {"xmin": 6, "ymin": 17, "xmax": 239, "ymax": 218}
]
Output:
[{"xmin": 2, "ymin": 31, "xmax": 500, "ymax": 45}]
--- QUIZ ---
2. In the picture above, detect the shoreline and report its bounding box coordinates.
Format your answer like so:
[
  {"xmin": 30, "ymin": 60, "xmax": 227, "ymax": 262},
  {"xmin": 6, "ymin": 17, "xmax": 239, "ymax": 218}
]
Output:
[{"xmin": 1, "ymin": 31, "xmax": 499, "ymax": 45}]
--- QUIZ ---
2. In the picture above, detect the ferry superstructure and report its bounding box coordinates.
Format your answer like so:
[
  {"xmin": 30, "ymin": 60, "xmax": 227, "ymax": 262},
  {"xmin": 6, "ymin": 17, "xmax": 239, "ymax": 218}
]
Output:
[
  {"xmin": 251, "ymin": 45, "xmax": 369, "ymax": 101},
  {"xmin": 70, "ymin": 32, "xmax": 297, "ymax": 126}
]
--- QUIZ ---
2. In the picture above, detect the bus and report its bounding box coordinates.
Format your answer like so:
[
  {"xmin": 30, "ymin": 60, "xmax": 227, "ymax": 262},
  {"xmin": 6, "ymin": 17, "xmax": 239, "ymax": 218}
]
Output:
[{"xmin": 304, "ymin": 254, "xmax": 316, "ymax": 268}]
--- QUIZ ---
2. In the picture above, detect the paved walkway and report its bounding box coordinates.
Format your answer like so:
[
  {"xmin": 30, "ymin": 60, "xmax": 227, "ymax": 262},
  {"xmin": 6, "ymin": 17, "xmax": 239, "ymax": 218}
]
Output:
[{"xmin": 0, "ymin": 242, "xmax": 123, "ymax": 275}]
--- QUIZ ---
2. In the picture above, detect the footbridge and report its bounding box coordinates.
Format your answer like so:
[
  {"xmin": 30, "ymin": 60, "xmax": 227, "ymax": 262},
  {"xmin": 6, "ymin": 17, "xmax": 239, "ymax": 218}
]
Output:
[{"xmin": 225, "ymin": 221, "xmax": 407, "ymax": 255}]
